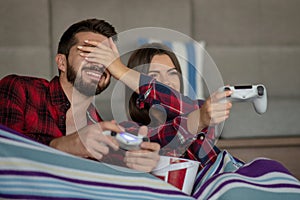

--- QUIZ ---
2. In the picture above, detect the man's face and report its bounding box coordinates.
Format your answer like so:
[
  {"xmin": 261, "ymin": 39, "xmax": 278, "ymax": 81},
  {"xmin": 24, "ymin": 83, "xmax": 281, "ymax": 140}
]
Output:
[{"xmin": 66, "ymin": 32, "xmax": 111, "ymax": 96}]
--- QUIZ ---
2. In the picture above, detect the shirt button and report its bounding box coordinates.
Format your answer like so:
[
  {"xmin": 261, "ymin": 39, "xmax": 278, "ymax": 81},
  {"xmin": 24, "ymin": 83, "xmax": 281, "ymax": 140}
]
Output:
[
  {"xmin": 65, "ymin": 103, "xmax": 70, "ymax": 110},
  {"xmin": 60, "ymin": 116, "xmax": 65, "ymax": 120},
  {"xmin": 198, "ymin": 133, "xmax": 205, "ymax": 141}
]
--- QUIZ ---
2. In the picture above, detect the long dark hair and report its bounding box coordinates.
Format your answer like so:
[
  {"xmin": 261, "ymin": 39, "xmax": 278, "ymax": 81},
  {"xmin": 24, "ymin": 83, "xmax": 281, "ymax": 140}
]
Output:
[{"xmin": 126, "ymin": 43, "xmax": 183, "ymax": 126}]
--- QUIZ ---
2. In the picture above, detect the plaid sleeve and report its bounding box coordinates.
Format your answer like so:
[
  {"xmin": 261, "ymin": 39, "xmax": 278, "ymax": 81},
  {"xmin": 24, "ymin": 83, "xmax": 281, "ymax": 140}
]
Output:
[
  {"xmin": 0, "ymin": 75, "xmax": 63, "ymax": 145},
  {"xmin": 150, "ymin": 116, "xmax": 219, "ymax": 165},
  {"xmin": 0, "ymin": 75, "xmax": 27, "ymax": 134},
  {"xmin": 184, "ymin": 126, "xmax": 220, "ymax": 168},
  {"xmin": 138, "ymin": 74, "xmax": 200, "ymax": 118}
]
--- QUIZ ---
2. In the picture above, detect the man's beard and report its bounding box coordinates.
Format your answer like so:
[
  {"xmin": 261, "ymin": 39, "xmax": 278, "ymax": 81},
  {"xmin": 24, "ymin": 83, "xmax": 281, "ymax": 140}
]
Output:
[{"xmin": 66, "ymin": 62, "xmax": 110, "ymax": 96}]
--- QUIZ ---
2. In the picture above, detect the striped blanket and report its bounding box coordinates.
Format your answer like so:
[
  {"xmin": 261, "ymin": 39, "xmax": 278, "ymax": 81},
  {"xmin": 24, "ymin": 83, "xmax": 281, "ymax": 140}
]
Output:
[
  {"xmin": 192, "ymin": 151, "xmax": 300, "ymax": 199},
  {"xmin": 1, "ymin": 125, "xmax": 300, "ymax": 199},
  {"xmin": 0, "ymin": 125, "xmax": 191, "ymax": 200}
]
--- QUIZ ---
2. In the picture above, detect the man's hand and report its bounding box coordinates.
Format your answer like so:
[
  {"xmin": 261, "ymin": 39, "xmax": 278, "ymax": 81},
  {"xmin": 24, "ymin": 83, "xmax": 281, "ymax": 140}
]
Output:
[
  {"xmin": 124, "ymin": 126, "xmax": 160, "ymax": 172},
  {"xmin": 50, "ymin": 120, "xmax": 122, "ymax": 160}
]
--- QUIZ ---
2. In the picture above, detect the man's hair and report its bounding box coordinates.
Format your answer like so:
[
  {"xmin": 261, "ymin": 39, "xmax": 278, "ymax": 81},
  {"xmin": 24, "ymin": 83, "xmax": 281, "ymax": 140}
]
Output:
[{"xmin": 57, "ymin": 18, "xmax": 117, "ymax": 58}]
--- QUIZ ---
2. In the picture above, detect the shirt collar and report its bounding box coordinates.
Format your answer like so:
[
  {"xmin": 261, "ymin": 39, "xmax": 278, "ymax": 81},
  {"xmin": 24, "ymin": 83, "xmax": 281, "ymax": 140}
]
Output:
[
  {"xmin": 49, "ymin": 76, "xmax": 70, "ymax": 106},
  {"xmin": 49, "ymin": 76, "xmax": 102, "ymax": 122},
  {"xmin": 86, "ymin": 103, "xmax": 103, "ymax": 124}
]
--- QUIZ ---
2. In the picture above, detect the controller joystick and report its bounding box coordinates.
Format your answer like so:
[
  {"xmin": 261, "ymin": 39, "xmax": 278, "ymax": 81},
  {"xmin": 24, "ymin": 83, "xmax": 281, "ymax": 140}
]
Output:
[
  {"xmin": 224, "ymin": 87, "xmax": 231, "ymax": 91},
  {"xmin": 257, "ymin": 85, "xmax": 264, "ymax": 96}
]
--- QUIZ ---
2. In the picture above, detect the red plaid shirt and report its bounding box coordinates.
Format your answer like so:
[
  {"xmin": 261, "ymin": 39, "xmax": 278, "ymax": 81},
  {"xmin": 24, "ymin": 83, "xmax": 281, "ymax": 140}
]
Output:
[{"xmin": 0, "ymin": 75, "xmax": 102, "ymax": 145}]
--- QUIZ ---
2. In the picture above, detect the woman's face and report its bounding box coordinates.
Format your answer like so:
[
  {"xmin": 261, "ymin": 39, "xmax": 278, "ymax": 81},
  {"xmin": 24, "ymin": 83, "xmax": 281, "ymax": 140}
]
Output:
[{"xmin": 148, "ymin": 54, "xmax": 181, "ymax": 92}]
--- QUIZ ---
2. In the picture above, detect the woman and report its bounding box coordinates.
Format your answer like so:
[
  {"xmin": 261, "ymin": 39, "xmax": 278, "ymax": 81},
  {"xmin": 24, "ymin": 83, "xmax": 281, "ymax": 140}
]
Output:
[
  {"xmin": 124, "ymin": 43, "xmax": 300, "ymax": 197},
  {"xmin": 77, "ymin": 37, "xmax": 232, "ymax": 167},
  {"xmin": 122, "ymin": 42, "xmax": 232, "ymax": 166}
]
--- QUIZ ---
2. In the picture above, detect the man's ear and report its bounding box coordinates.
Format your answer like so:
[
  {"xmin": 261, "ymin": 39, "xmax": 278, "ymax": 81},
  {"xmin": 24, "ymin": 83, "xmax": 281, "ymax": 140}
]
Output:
[
  {"xmin": 55, "ymin": 54, "xmax": 67, "ymax": 72},
  {"xmin": 103, "ymin": 70, "xmax": 111, "ymax": 85}
]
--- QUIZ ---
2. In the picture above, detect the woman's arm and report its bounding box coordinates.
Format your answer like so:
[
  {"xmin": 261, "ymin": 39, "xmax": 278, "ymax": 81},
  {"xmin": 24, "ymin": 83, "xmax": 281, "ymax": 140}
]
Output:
[{"xmin": 78, "ymin": 38, "xmax": 232, "ymax": 135}]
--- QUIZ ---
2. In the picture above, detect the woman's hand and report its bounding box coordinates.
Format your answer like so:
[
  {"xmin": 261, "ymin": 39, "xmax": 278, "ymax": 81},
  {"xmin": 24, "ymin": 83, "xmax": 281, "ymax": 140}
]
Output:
[
  {"xmin": 187, "ymin": 89, "xmax": 233, "ymax": 134},
  {"xmin": 199, "ymin": 90, "xmax": 233, "ymax": 128},
  {"xmin": 77, "ymin": 38, "xmax": 128, "ymax": 80},
  {"xmin": 77, "ymin": 38, "xmax": 142, "ymax": 92}
]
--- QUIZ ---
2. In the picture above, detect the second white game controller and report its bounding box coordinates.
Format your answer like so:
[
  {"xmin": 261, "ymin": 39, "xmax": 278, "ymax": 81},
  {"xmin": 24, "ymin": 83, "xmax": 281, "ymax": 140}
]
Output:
[
  {"xmin": 214, "ymin": 84, "xmax": 268, "ymax": 138},
  {"xmin": 218, "ymin": 84, "xmax": 267, "ymax": 114}
]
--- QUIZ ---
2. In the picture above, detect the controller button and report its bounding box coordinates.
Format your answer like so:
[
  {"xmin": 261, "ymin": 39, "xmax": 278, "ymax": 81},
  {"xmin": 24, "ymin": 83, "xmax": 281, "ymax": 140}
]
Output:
[
  {"xmin": 142, "ymin": 137, "xmax": 149, "ymax": 142},
  {"xmin": 197, "ymin": 133, "xmax": 205, "ymax": 141},
  {"xmin": 111, "ymin": 131, "xmax": 117, "ymax": 136},
  {"xmin": 224, "ymin": 87, "xmax": 231, "ymax": 97},
  {"xmin": 224, "ymin": 87, "xmax": 231, "ymax": 91},
  {"xmin": 257, "ymin": 86, "xmax": 264, "ymax": 96}
]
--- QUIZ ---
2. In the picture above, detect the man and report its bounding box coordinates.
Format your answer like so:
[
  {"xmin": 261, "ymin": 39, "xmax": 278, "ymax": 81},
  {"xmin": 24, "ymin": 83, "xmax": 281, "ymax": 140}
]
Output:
[{"xmin": 0, "ymin": 18, "xmax": 160, "ymax": 172}]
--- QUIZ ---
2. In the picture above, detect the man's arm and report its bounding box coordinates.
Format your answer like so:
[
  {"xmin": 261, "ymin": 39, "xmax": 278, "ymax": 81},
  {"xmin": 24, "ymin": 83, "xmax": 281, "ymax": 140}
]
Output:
[
  {"xmin": 50, "ymin": 121, "xmax": 120, "ymax": 160},
  {"xmin": 0, "ymin": 75, "xmax": 27, "ymax": 134},
  {"xmin": 50, "ymin": 122, "xmax": 160, "ymax": 172}
]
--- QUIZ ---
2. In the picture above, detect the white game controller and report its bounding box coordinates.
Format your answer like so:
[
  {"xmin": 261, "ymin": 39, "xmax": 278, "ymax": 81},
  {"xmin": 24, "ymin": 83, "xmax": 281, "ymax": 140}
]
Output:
[
  {"xmin": 103, "ymin": 131, "xmax": 149, "ymax": 151},
  {"xmin": 214, "ymin": 84, "xmax": 267, "ymax": 138},
  {"xmin": 218, "ymin": 84, "xmax": 267, "ymax": 114}
]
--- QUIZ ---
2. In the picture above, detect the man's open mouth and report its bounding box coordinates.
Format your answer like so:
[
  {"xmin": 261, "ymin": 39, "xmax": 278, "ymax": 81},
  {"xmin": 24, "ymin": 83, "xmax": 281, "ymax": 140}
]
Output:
[{"xmin": 82, "ymin": 65, "xmax": 105, "ymax": 82}]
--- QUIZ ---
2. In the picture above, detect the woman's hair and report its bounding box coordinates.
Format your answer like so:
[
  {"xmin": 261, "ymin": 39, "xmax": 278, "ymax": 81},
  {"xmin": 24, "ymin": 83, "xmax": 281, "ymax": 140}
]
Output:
[{"xmin": 126, "ymin": 42, "xmax": 183, "ymax": 125}]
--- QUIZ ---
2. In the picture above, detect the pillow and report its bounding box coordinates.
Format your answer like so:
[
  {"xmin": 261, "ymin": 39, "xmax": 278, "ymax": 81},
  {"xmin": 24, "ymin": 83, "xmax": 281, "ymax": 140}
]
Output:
[{"xmin": 138, "ymin": 38, "xmax": 206, "ymax": 100}]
